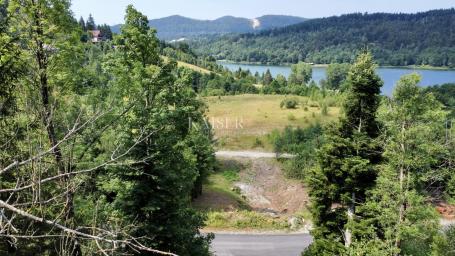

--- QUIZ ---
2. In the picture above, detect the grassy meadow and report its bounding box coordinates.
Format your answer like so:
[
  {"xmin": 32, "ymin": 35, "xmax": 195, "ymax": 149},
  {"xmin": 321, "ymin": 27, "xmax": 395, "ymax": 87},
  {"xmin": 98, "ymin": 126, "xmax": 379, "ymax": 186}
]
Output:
[{"xmin": 204, "ymin": 94, "xmax": 341, "ymax": 150}]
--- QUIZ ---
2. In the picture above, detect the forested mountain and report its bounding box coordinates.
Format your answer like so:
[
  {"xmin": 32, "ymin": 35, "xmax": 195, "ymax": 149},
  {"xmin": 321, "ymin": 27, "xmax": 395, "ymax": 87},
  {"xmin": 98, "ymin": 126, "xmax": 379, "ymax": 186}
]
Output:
[
  {"xmin": 191, "ymin": 9, "xmax": 455, "ymax": 67},
  {"xmin": 111, "ymin": 15, "xmax": 307, "ymax": 40}
]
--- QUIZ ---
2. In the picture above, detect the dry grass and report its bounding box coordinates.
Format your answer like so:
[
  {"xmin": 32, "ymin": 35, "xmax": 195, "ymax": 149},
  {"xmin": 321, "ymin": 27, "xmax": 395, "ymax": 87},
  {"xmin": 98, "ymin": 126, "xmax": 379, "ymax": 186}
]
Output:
[
  {"xmin": 204, "ymin": 94, "xmax": 340, "ymax": 150},
  {"xmin": 161, "ymin": 55, "xmax": 212, "ymax": 74}
]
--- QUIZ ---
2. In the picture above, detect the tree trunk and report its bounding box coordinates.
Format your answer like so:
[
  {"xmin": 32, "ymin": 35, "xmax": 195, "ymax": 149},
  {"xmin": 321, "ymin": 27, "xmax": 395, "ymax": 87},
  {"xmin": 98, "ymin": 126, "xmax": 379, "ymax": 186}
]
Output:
[
  {"xmin": 32, "ymin": 2, "xmax": 81, "ymax": 255},
  {"xmin": 395, "ymin": 123, "xmax": 407, "ymax": 251},
  {"xmin": 345, "ymin": 192, "xmax": 355, "ymax": 248}
]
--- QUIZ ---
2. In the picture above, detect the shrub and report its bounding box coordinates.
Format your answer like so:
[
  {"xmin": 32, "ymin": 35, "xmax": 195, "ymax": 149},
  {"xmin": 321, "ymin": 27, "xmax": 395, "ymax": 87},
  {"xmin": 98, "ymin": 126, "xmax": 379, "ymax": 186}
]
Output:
[
  {"xmin": 309, "ymin": 102, "xmax": 319, "ymax": 108},
  {"xmin": 253, "ymin": 137, "xmax": 264, "ymax": 148},
  {"xmin": 287, "ymin": 113, "xmax": 296, "ymax": 121},
  {"xmin": 271, "ymin": 125, "xmax": 323, "ymax": 180},
  {"xmin": 222, "ymin": 169, "xmax": 240, "ymax": 182},
  {"xmin": 321, "ymin": 104, "xmax": 328, "ymax": 116},
  {"xmin": 280, "ymin": 98, "xmax": 298, "ymax": 109}
]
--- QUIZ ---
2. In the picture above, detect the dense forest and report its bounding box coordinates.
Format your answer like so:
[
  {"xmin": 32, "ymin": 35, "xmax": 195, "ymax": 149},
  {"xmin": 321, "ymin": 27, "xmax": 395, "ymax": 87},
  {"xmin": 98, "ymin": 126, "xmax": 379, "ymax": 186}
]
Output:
[{"xmin": 191, "ymin": 9, "xmax": 455, "ymax": 67}]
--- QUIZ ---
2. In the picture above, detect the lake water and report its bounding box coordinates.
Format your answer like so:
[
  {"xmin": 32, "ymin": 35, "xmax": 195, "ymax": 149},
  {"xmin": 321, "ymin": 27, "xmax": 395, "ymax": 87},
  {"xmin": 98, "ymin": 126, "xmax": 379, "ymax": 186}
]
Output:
[{"xmin": 218, "ymin": 62, "xmax": 455, "ymax": 95}]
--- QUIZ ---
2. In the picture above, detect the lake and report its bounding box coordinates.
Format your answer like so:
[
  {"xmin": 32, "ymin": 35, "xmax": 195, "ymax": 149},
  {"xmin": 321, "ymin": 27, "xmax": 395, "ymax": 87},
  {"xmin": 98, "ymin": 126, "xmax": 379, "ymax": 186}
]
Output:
[{"xmin": 218, "ymin": 62, "xmax": 455, "ymax": 95}]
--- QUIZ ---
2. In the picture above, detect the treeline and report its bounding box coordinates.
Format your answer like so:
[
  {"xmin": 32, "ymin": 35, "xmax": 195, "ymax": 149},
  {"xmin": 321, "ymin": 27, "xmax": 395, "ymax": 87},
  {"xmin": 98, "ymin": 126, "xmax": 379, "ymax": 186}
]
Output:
[
  {"xmin": 0, "ymin": 1, "xmax": 214, "ymax": 255},
  {"xmin": 271, "ymin": 53, "xmax": 455, "ymax": 255},
  {"xmin": 191, "ymin": 9, "xmax": 455, "ymax": 67},
  {"xmin": 179, "ymin": 61, "xmax": 351, "ymax": 97}
]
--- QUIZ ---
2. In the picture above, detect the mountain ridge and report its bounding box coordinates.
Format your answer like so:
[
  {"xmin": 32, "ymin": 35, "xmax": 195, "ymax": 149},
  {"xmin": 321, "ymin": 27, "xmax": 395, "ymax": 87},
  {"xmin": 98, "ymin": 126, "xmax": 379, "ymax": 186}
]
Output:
[{"xmin": 111, "ymin": 15, "xmax": 307, "ymax": 40}]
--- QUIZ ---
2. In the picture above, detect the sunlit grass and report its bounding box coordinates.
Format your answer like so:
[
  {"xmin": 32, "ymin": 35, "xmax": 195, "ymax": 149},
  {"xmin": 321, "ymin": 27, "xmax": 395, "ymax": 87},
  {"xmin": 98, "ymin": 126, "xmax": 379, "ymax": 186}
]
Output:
[{"xmin": 204, "ymin": 94, "xmax": 340, "ymax": 150}]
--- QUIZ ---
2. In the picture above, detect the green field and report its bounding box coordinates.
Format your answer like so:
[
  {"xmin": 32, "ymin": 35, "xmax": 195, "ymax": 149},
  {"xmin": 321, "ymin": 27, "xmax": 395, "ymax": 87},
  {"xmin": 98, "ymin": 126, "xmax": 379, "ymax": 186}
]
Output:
[{"xmin": 204, "ymin": 94, "xmax": 340, "ymax": 150}]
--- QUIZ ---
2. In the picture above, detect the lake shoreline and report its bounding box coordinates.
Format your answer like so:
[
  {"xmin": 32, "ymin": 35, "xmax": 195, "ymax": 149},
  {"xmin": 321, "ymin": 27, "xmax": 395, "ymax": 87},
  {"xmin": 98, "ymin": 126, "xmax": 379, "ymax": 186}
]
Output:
[
  {"xmin": 218, "ymin": 61, "xmax": 455, "ymax": 96},
  {"xmin": 216, "ymin": 60, "xmax": 455, "ymax": 71}
]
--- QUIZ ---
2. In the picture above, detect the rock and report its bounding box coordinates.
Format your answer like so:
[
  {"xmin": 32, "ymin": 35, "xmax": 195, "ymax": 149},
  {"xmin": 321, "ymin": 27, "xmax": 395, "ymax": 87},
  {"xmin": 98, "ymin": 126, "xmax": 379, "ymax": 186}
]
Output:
[
  {"xmin": 288, "ymin": 216, "xmax": 303, "ymax": 229},
  {"xmin": 258, "ymin": 208, "xmax": 280, "ymax": 218}
]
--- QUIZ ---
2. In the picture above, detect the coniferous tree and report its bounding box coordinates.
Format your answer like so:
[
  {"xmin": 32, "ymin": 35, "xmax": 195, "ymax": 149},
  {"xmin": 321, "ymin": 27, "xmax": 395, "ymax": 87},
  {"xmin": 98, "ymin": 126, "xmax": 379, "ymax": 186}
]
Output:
[
  {"xmin": 304, "ymin": 52, "xmax": 383, "ymax": 255},
  {"xmin": 263, "ymin": 68, "xmax": 273, "ymax": 85},
  {"xmin": 78, "ymin": 16, "xmax": 86, "ymax": 31},
  {"xmin": 98, "ymin": 24, "xmax": 113, "ymax": 40},
  {"xmin": 86, "ymin": 13, "xmax": 96, "ymax": 30}
]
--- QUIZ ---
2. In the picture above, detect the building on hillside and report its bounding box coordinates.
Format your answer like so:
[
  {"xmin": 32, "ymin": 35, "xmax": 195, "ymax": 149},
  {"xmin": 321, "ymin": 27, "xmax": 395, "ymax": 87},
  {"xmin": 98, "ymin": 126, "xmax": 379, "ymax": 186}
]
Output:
[{"xmin": 89, "ymin": 30, "xmax": 102, "ymax": 43}]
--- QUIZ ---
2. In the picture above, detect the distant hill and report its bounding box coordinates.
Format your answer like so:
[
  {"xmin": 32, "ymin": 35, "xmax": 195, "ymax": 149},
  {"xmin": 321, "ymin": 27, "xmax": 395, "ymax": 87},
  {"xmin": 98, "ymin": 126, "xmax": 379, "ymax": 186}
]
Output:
[
  {"xmin": 111, "ymin": 15, "xmax": 307, "ymax": 40},
  {"xmin": 191, "ymin": 9, "xmax": 455, "ymax": 67}
]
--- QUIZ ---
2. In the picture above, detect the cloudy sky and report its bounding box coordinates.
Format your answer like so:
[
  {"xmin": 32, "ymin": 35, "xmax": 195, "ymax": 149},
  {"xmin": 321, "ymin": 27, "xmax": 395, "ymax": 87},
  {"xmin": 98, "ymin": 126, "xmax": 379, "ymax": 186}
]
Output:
[{"xmin": 71, "ymin": 0, "xmax": 455, "ymax": 25}]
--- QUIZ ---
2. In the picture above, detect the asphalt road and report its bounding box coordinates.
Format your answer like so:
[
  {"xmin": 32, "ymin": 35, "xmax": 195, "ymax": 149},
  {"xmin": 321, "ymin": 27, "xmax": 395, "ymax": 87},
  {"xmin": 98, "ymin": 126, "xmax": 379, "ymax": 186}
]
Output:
[{"xmin": 211, "ymin": 233, "xmax": 312, "ymax": 256}]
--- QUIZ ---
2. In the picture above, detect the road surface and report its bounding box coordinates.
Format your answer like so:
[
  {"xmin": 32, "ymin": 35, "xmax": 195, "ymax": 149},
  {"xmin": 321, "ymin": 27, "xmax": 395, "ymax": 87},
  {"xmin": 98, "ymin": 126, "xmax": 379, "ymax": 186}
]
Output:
[
  {"xmin": 211, "ymin": 233, "xmax": 312, "ymax": 256},
  {"xmin": 216, "ymin": 151, "xmax": 295, "ymax": 159}
]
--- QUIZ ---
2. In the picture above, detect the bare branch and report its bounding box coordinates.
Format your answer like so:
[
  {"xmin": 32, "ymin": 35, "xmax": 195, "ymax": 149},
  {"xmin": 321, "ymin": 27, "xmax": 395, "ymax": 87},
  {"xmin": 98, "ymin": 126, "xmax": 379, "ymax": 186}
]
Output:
[{"xmin": 0, "ymin": 200, "xmax": 178, "ymax": 256}]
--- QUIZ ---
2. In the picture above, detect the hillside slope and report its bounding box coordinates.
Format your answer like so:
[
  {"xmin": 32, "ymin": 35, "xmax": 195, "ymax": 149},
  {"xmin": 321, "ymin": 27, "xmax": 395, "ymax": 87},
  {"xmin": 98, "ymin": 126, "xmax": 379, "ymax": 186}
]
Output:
[
  {"xmin": 191, "ymin": 9, "xmax": 455, "ymax": 67},
  {"xmin": 112, "ymin": 15, "xmax": 307, "ymax": 40}
]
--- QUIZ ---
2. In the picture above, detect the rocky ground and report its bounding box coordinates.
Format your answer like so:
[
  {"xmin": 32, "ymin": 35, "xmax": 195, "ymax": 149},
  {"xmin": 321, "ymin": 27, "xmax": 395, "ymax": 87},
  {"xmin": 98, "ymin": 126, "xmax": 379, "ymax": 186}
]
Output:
[{"xmin": 232, "ymin": 158, "xmax": 309, "ymax": 216}]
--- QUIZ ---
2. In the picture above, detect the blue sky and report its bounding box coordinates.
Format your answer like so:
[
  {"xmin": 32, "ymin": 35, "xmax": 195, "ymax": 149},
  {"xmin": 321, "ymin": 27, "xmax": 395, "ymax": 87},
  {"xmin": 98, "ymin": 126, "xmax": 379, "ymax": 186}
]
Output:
[{"xmin": 71, "ymin": 0, "xmax": 455, "ymax": 25}]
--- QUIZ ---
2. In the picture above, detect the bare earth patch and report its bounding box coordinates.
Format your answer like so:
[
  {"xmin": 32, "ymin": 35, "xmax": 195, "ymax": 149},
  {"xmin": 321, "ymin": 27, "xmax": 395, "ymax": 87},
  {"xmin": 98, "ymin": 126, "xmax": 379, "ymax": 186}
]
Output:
[
  {"xmin": 233, "ymin": 158, "xmax": 309, "ymax": 216},
  {"xmin": 194, "ymin": 156, "xmax": 312, "ymax": 231}
]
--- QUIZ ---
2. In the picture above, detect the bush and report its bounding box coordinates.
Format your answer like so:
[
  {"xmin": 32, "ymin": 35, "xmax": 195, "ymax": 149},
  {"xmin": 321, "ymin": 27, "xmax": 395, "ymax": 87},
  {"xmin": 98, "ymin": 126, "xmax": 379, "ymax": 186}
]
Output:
[
  {"xmin": 447, "ymin": 174, "xmax": 455, "ymax": 199},
  {"xmin": 321, "ymin": 104, "xmax": 328, "ymax": 116},
  {"xmin": 280, "ymin": 98, "xmax": 298, "ymax": 109},
  {"xmin": 222, "ymin": 169, "xmax": 240, "ymax": 182},
  {"xmin": 272, "ymin": 125, "xmax": 323, "ymax": 180},
  {"xmin": 431, "ymin": 225, "xmax": 455, "ymax": 256},
  {"xmin": 253, "ymin": 137, "xmax": 264, "ymax": 148},
  {"xmin": 287, "ymin": 113, "xmax": 296, "ymax": 121}
]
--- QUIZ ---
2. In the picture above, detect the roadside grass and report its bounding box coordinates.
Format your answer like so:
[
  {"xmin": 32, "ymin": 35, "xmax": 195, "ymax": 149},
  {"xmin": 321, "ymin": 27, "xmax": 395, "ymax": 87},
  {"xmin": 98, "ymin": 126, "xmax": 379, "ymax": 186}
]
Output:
[
  {"xmin": 205, "ymin": 211, "xmax": 290, "ymax": 230},
  {"xmin": 204, "ymin": 94, "xmax": 340, "ymax": 150}
]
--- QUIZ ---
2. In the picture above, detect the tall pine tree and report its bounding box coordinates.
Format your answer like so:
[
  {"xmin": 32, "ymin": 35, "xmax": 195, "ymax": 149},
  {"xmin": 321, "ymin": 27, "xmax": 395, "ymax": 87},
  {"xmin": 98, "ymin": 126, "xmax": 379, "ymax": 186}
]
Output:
[
  {"xmin": 304, "ymin": 52, "xmax": 383, "ymax": 255},
  {"xmin": 86, "ymin": 13, "xmax": 96, "ymax": 30}
]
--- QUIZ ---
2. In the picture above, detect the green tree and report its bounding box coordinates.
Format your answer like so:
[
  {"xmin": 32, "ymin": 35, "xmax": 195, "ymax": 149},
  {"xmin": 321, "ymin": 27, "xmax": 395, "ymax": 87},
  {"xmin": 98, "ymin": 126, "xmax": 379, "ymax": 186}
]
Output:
[
  {"xmin": 98, "ymin": 23, "xmax": 113, "ymax": 40},
  {"xmin": 86, "ymin": 13, "xmax": 96, "ymax": 30},
  {"xmin": 432, "ymin": 225, "xmax": 455, "ymax": 256},
  {"xmin": 326, "ymin": 63, "xmax": 351, "ymax": 90},
  {"xmin": 98, "ymin": 5, "xmax": 213, "ymax": 255},
  {"xmin": 276, "ymin": 74, "xmax": 288, "ymax": 88},
  {"xmin": 289, "ymin": 62, "xmax": 312, "ymax": 85},
  {"xmin": 1, "ymin": 0, "xmax": 116, "ymax": 254},
  {"xmin": 78, "ymin": 16, "xmax": 86, "ymax": 31},
  {"xmin": 352, "ymin": 74, "xmax": 448, "ymax": 255},
  {"xmin": 263, "ymin": 68, "xmax": 273, "ymax": 85},
  {"xmin": 304, "ymin": 52, "xmax": 383, "ymax": 255}
]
